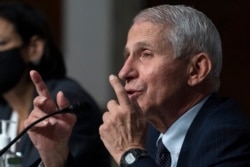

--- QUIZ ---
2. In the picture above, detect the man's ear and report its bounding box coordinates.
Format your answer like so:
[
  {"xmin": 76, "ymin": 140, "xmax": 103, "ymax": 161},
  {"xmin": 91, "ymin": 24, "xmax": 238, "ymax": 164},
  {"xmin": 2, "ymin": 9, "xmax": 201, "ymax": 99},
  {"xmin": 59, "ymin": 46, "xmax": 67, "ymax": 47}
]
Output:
[
  {"xmin": 187, "ymin": 53, "xmax": 212, "ymax": 86},
  {"xmin": 25, "ymin": 35, "xmax": 45, "ymax": 63}
]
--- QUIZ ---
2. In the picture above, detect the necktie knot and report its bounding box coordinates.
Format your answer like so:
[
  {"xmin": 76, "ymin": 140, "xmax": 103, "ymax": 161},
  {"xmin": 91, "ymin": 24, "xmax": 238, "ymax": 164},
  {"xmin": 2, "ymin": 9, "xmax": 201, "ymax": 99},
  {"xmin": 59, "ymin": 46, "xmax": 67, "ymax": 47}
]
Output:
[{"xmin": 156, "ymin": 139, "xmax": 171, "ymax": 167}]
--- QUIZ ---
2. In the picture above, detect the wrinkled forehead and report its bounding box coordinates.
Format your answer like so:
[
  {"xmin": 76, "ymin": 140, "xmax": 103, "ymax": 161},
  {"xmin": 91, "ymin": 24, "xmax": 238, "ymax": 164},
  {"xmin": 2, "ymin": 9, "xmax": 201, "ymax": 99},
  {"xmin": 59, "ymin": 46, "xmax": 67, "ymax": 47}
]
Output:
[{"xmin": 126, "ymin": 21, "xmax": 172, "ymax": 52}]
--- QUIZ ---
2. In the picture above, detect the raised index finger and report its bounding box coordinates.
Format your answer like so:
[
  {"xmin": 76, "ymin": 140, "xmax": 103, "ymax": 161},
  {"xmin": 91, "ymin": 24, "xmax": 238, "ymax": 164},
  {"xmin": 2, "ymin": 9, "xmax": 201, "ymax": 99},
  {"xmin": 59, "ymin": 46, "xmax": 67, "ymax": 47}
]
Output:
[
  {"xmin": 30, "ymin": 70, "xmax": 51, "ymax": 98},
  {"xmin": 109, "ymin": 74, "xmax": 130, "ymax": 106}
]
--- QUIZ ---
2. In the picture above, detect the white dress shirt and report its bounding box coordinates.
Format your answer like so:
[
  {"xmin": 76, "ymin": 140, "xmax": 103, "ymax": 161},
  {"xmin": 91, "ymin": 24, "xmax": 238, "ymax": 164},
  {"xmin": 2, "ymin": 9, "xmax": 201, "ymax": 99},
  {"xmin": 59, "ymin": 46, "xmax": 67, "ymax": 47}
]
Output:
[{"xmin": 7, "ymin": 111, "xmax": 19, "ymax": 153}]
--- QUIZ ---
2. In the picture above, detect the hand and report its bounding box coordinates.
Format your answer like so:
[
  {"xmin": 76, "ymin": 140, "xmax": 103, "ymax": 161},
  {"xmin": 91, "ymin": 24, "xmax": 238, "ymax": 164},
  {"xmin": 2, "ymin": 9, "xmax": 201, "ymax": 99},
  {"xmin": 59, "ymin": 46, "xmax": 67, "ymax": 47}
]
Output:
[
  {"xmin": 99, "ymin": 75, "xmax": 147, "ymax": 164},
  {"xmin": 24, "ymin": 70, "xmax": 76, "ymax": 167}
]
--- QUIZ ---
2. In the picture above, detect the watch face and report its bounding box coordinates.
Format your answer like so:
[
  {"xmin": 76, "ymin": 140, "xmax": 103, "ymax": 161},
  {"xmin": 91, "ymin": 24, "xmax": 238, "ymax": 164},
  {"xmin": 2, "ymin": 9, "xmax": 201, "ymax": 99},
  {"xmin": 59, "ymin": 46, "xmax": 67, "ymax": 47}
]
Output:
[
  {"xmin": 125, "ymin": 153, "xmax": 136, "ymax": 164},
  {"xmin": 120, "ymin": 149, "xmax": 149, "ymax": 167}
]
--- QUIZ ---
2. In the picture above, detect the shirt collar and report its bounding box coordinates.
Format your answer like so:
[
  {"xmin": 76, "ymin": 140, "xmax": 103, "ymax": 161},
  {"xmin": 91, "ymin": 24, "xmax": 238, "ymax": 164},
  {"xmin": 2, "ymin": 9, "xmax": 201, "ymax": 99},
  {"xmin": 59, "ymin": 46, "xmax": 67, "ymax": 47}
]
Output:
[{"xmin": 158, "ymin": 95, "xmax": 210, "ymax": 155}]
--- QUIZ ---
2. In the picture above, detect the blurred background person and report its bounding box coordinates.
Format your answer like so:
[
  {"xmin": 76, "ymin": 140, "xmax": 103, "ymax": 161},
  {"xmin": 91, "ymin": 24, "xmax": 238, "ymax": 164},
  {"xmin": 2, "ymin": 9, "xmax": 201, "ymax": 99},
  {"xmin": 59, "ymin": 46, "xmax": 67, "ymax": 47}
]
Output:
[{"xmin": 0, "ymin": 2, "xmax": 110, "ymax": 167}]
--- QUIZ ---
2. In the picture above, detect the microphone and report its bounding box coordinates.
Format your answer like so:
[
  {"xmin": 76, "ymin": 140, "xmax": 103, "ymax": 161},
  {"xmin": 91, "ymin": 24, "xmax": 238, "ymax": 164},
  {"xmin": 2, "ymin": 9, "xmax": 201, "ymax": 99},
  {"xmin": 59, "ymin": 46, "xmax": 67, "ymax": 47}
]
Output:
[{"xmin": 0, "ymin": 102, "xmax": 89, "ymax": 156}]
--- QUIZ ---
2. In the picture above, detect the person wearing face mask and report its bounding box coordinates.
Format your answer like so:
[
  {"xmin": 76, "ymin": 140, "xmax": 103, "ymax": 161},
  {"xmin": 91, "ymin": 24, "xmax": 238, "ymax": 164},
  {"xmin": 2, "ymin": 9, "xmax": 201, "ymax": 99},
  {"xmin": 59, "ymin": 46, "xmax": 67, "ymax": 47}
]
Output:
[{"xmin": 0, "ymin": 2, "xmax": 110, "ymax": 167}]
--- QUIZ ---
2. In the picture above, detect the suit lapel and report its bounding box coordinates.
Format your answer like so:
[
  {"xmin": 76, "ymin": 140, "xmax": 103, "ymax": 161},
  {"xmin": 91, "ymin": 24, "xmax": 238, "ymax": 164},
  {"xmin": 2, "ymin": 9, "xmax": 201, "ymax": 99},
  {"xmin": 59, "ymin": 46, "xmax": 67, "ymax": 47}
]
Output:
[{"xmin": 177, "ymin": 93, "xmax": 223, "ymax": 166}]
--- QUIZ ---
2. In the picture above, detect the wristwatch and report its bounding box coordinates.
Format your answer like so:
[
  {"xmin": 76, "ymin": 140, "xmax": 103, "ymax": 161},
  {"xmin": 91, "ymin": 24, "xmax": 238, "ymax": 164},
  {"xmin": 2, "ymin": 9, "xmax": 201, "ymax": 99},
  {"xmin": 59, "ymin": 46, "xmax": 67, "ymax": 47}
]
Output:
[{"xmin": 120, "ymin": 148, "xmax": 149, "ymax": 167}]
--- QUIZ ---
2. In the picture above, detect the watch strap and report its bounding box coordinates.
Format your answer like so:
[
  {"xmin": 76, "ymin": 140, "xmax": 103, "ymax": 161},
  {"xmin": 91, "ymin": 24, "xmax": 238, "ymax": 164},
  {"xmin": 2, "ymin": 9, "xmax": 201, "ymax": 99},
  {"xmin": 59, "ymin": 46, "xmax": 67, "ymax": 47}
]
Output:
[{"xmin": 120, "ymin": 148, "xmax": 149, "ymax": 167}]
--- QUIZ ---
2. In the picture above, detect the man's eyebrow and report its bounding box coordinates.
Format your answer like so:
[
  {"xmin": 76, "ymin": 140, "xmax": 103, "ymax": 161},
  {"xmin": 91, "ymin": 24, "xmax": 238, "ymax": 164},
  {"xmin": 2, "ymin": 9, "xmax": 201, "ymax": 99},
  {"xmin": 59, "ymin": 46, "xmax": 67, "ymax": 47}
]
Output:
[{"xmin": 136, "ymin": 41, "xmax": 152, "ymax": 48}]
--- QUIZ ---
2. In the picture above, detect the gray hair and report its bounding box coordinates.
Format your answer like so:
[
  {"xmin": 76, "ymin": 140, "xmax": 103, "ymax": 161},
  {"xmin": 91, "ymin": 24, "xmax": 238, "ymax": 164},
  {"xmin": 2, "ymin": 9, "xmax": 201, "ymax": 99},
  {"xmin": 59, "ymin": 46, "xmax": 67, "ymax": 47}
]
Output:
[{"xmin": 133, "ymin": 4, "xmax": 222, "ymax": 79}]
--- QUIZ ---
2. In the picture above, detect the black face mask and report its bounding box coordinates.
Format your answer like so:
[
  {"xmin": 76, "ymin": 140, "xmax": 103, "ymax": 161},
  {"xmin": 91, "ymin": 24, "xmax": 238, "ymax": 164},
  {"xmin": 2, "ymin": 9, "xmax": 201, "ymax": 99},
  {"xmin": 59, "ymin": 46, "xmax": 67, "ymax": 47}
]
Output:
[{"xmin": 0, "ymin": 47, "xmax": 26, "ymax": 94}]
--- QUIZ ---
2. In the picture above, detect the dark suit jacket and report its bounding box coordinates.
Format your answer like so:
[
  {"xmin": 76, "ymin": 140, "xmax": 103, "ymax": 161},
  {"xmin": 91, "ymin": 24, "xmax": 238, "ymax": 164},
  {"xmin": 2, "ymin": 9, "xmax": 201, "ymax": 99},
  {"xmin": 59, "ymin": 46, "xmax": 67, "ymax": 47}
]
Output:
[
  {"xmin": 136, "ymin": 93, "xmax": 250, "ymax": 167},
  {"xmin": 0, "ymin": 77, "xmax": 110, "ymax": 167}
]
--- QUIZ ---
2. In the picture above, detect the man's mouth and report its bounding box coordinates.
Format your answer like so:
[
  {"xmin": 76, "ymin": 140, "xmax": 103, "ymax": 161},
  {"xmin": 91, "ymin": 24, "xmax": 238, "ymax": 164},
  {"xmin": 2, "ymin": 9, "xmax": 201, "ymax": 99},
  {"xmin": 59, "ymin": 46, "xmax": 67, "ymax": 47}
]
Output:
[{"xmin": 126, "ymin": 89, "xmax": 142, "ymax": 98}]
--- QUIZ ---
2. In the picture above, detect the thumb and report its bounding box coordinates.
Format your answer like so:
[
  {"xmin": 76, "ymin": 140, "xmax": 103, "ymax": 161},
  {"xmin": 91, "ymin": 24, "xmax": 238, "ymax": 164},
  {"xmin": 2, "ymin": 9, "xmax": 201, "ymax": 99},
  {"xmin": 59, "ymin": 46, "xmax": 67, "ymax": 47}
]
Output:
[
  {"xmin": 130, "ymin": 97, "xmax": 147, "ymax": 132},
  {"xmin": 56, "ymin": 91, "xmax": 70, "ymax": 110},
  {"xmin": 56, "ymin": 91, "xmax": 76, "ymax": 125},
  {"xmin": 130, "ymin": 96, "xmax": 144, "ymax": 118}
]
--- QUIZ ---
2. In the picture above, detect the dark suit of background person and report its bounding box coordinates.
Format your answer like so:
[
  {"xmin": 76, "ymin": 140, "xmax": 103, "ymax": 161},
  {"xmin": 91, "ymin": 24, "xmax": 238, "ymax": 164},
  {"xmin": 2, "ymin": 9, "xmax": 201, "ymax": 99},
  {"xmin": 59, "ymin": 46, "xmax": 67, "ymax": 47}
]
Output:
[
  {"xmin": 145, "ymin": 93, "xmax": 250, "ymax": 167},
  {"xmin": 0, "ymin": 2, "xmax": 110, "ymax": 167},
  {"xmin": 0, "ymin": 78, "xmax": 110, "ymax": 167}
]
